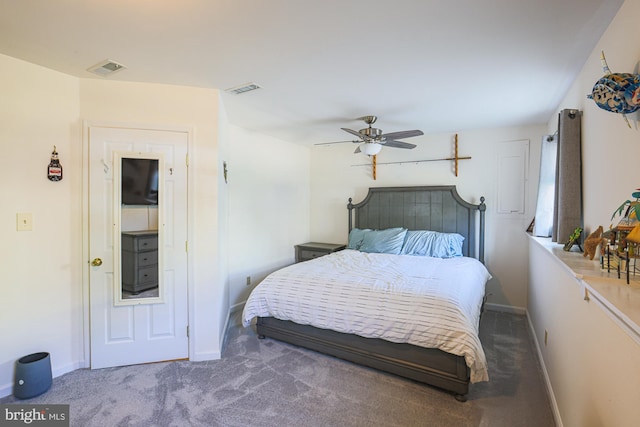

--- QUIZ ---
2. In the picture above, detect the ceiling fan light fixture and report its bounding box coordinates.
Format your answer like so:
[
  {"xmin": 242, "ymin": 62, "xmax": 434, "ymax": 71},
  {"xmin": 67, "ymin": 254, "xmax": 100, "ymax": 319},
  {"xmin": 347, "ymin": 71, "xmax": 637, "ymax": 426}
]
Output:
[{"xmin": 361, "ymin": 142, "xmax": 382, "ymax": 156}]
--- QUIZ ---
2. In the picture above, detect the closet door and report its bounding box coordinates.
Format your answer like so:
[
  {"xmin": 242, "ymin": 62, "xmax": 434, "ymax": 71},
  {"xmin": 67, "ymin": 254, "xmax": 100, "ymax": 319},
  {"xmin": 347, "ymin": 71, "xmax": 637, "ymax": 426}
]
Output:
[{"xmin": 87, "ymin": 125, "xmax": 189, "ymax": 369}]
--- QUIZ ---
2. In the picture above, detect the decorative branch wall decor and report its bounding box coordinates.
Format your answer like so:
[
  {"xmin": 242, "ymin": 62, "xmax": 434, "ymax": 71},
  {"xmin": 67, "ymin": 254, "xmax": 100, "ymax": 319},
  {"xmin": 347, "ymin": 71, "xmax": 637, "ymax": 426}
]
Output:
[
  {"xmin": 353, "ymin": 134, "xmax": 471, "ymax": 179},
  {"xmin": 587, "ymin": 51, "xmax": 640, "ymax": 128}
]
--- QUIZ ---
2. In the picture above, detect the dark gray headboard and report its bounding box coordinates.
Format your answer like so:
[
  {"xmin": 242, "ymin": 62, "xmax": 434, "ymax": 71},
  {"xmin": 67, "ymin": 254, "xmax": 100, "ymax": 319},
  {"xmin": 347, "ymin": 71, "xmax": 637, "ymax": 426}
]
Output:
[{"xmin": 347, "ymin": 186, "xmax": 486, "ymax": 262}]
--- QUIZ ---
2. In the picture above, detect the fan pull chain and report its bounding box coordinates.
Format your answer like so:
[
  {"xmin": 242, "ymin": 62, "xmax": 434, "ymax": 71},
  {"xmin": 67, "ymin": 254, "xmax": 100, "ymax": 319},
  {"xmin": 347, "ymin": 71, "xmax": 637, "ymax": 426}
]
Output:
[
  {"xmin": 372, "ymin": 155, "xmax": 377, "ymax": 180},
  {"xmin": 455, "ymin": 134, "xmax": 459, "ymax": 177}
]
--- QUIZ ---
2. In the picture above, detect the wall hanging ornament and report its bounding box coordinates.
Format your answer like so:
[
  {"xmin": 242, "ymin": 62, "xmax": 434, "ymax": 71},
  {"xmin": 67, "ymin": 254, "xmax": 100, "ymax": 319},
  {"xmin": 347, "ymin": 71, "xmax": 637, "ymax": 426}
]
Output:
[
  {"xmin": 587, "ymin": 51, "xmax": 640, "ymax": 128},
  {"xmin": 47, "ymin": 145, "xmax": 63, "ymax": 181},
  {"xmin": 352, "ymin": 133, "xmax": 471, "ymax": 180}
]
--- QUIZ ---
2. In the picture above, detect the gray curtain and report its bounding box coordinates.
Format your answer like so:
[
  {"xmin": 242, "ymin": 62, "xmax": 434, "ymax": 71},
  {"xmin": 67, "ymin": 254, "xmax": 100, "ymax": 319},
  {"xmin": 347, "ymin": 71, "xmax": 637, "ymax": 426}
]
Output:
[{"xmin": 552, "ymin": 109, "xmax": 582, "ymax": 243}]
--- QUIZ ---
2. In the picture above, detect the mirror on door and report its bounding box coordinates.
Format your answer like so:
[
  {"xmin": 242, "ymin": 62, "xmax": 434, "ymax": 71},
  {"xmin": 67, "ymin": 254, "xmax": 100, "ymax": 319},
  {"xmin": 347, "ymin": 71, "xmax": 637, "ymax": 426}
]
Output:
[{"xmin": 115, "ymin": 153, "xmax": 164, "ymax": 304}]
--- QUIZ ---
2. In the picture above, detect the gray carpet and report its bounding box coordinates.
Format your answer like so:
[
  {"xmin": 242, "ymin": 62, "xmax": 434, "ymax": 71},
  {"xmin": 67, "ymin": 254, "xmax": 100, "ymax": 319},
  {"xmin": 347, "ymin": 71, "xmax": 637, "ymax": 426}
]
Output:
[{"xmin": 0, "ymin": 310, "xmax": 555, "ymax": 426}]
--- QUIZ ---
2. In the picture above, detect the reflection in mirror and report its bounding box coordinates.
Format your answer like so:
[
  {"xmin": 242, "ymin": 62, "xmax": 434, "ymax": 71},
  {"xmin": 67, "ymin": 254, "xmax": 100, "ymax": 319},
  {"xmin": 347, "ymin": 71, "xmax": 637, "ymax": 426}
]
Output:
[
  {"xmin": 118, "ymin": 156, "xmax": 162, "ymax": 303},
  {"xmin": 121, "ymin": 230, "xmax": 159, "ymax": 299}
]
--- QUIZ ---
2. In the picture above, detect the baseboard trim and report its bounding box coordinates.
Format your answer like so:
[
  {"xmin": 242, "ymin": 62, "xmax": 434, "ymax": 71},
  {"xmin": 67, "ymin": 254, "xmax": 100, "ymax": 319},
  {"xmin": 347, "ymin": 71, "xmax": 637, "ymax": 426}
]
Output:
[
  {"xmin": 216, "ymin": 301, "xmax": 247, "ymax": 359},
  {"xmin": 484, "ymin": 303, "xmax": 526, "ymax": 315},
  {"xmin": 190, "ymin": 312, "xmax": 225, "ymax": 362},
  {"xmin": 190, "ymin": 350, "xmax": 221, "ymax": 362},
  {"xmin": 525, "ymin": 311, "xmax": 564, "ymax": 427},
  {"xmin": 0, "ymin": 382, "xmax": 11, "ymax": 399},
  {"xmin": 230, "ymin": 301, "xmax": 244, "ymax": 314}
]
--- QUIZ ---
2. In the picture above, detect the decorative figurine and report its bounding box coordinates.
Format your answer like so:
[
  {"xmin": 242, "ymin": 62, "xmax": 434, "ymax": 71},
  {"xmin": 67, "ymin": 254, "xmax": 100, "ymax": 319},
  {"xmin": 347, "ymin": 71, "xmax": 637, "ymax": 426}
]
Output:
[
  {"xmin": 583, "ymin": 226, "xmax": 607, "ymax": 261},
  {"xmin": 587, "ymin": 51, "xmax": 640, "ymax": 128},
  {"xmin": 611, "ymin": 189, "xmax": 640, "ymax": 226},
  {"xmin": 47, "ymin": 145, "xmax": 63, "ymax": 181},
  {"xmin": 563, "ymin": 227, "xmax": 583, "ymax": 252}
]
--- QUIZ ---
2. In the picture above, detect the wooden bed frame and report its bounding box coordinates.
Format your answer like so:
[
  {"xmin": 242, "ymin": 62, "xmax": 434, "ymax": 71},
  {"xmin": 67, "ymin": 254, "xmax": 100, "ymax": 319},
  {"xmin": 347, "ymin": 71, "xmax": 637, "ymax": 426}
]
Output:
[{"xmin": 256, "ymin": 186, "xmax": 486, "ymax": 401}]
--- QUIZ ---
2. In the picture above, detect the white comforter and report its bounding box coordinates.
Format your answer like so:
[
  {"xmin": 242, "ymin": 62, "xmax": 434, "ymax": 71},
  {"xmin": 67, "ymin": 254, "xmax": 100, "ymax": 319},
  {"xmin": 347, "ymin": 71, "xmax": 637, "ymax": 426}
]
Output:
[{"xmin": 242, "ymin": 249, "xmax": 491, "ymax": 383}]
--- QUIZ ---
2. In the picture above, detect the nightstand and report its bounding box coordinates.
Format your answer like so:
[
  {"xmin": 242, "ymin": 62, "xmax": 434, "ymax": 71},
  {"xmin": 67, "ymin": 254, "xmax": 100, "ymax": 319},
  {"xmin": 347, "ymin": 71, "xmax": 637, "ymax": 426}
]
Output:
[
  {"xmin": 121, "ymin": 230, "xmax": 159, "ymax": 294},
  {"xmin": 295, "ymin": 242, "xmax": 346, "ymax": 263}
]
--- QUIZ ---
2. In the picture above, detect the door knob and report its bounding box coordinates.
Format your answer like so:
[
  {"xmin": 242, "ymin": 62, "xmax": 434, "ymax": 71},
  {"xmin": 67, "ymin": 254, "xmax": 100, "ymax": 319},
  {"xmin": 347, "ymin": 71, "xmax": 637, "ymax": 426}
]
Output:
[{"xmin": 91, "ymin": 258, "xmax": 103, "ymax": 267}]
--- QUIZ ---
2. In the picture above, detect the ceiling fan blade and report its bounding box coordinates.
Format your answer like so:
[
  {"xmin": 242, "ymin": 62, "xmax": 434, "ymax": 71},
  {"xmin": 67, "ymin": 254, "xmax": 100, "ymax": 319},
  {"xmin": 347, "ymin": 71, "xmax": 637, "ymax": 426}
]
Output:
[
  {"xmin": 354, "ymin": 145, "xmax": 361, "ymax": 154},
  {"xmin": 383, "ymin": 140, "xmax": 416, "ymax": 149},
  {"xmin": 341, "ymin": 127, "xmax": 364, "ymax": 139},
  {"xmin": 314, "ymin": 140, "xmax": 358, "ymax": 146},
  {"xmin": 381, "ymin": 130, "xmax": 424, "ymax": 140}
]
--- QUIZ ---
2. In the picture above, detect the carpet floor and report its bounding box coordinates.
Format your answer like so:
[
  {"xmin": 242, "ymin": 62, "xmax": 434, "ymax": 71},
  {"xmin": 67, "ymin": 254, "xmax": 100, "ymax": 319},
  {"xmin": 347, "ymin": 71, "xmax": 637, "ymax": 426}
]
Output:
[{"xmin": 1, "ymin": 310, "xmax": 555, "ymax": 426}]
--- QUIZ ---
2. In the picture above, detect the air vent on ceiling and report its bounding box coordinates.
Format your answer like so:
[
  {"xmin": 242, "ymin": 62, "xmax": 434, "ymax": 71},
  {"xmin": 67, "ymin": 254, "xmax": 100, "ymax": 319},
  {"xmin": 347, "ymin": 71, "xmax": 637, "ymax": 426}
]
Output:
[
  {"xmin": 87, "ymin": 59, "xmax": 127, "ymax": 77},
  {"xmin": 225, "ymin": 82, "xmax": 261, "ymax": 95}
]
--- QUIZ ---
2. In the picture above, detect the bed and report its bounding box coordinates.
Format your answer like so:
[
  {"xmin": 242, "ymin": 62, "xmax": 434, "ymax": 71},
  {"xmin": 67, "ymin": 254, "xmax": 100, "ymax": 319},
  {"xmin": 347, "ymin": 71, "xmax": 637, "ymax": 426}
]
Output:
[{"xmin": 242, "ymin": 185, "xmax": 488, "ymax": 401}]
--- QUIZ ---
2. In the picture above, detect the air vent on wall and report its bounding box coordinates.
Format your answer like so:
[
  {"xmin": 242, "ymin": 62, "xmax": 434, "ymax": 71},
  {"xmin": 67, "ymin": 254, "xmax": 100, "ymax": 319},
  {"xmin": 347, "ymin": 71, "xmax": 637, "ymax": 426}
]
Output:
[
  {"xmin": 87, "ymin": 59, "xmax": 127, "ymax": 77},
  {"xmin": 225, "ymin": 82, "xmax": 261, "ymax": 94}
]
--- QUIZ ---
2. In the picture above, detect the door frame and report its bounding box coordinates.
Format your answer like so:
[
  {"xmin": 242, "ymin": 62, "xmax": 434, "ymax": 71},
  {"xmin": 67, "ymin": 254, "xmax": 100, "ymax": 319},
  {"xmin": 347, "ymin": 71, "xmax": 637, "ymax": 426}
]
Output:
[{"xmin": 81, "ymin": 120, "xmax": 195, "ymax": 367}]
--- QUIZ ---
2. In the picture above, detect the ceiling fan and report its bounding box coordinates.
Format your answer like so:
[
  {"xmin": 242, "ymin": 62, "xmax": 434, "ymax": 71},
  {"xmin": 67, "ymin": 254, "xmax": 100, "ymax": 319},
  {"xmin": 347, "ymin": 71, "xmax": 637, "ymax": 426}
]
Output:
[{"xmin": 317, "ymin": 115, "xmax": 424, "ymax": 155}]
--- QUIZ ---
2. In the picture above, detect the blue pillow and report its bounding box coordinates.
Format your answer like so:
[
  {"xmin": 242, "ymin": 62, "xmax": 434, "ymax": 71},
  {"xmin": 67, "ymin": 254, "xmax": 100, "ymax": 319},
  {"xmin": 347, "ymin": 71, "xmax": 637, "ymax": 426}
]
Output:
[
  {"xmin": 400, "ymin": 230, "xmax": 465, "ymax": 258},
  {"xmin": 348, "ymin": 227, "xmax": 408, "ymax": 254},
  {"xmin": 347, "ymin": 228, "xmax": 371, "ymax": 250}
]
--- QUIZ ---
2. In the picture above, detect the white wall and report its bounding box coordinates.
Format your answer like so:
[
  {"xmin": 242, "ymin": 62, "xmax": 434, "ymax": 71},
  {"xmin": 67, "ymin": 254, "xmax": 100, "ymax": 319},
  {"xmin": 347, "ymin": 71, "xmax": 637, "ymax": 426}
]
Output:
[
  {"xmin": 529, "ymin": 241, "xmax": 640, "ymax": 427},
  {"xmin": 549, "ymin": 0, "xmax": 640, "ymax": 231},
  {"xmin": 0, "ymin": 52, "xmax": 311, "ymax": 397},
  {"xmin": 0, "ymin": 56, "xmax": 235, "ymax": 397},
  {"xmin": 227, "ymin": 124, "xmax": 311, "ymax": 309},
  {"xmin": 79, "ymin": 79, "xmax": 225, "ymax": 361},
  {"xmin": 0, "ymin": 55, "xmax": 83, "ymax": 393},
  {"xmin": 529, "ymin": 0, "xmax": 640, "ymax": 425},
  {"xmin": 310, "ymin": 125, "xmax": 546, "ymax": 309},
  {"xmin": 217, "ymin": 98, "xmax": 231, "ymax": 339}
]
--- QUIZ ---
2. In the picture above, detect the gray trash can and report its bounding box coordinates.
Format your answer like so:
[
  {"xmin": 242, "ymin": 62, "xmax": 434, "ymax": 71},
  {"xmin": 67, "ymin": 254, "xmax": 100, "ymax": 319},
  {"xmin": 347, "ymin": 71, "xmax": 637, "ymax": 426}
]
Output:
[{"xmin": 13, "ymin": 352, "xmax": 52, "ymax": 399}]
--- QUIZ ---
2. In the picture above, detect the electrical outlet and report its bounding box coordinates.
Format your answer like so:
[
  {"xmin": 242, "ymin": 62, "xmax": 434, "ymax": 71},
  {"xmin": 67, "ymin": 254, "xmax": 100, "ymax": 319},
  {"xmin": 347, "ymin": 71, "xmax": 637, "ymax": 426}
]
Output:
[
  {"xmin": 544, "ymin": 329, "xmax": 548, "ymax": 346},
  {"xmin": 246, "ymin": 276, "xmax": 251, "ymax": 286}
]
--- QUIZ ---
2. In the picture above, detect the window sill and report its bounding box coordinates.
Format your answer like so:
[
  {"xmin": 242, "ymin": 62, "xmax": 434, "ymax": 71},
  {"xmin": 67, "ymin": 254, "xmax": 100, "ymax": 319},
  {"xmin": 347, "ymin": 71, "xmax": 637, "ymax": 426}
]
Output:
[{"xmin": 528, "ymin": 234, "xmax": 640, "ymax": 345}]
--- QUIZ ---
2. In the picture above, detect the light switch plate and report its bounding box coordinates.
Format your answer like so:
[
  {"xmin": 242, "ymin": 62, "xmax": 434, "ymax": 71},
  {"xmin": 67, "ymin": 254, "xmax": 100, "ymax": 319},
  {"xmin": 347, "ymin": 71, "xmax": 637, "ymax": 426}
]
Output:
[{"xmin": 16, "ymin": 213, "xmax": 33, "ymax": 231}]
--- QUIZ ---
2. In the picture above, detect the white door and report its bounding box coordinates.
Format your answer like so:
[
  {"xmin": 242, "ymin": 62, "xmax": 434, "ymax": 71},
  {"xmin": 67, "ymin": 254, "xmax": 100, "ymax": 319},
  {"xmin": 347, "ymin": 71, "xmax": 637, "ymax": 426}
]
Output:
[{"xmin": 88, "ymin": 125, "xmax": 189, "ymax": 369}]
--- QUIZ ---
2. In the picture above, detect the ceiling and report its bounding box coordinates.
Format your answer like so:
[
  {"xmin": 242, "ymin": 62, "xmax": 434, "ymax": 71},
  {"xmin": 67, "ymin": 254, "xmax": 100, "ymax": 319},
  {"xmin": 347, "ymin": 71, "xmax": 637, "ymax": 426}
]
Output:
[{"xmin": 0, "ymin": 0, "xmax": 624, "ymax": 145}]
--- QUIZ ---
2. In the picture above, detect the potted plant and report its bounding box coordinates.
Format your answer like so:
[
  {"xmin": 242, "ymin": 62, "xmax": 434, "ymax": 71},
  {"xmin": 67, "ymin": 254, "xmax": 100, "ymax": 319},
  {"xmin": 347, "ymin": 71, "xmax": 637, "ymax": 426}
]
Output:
[{"xmin": 611, "ymin": 189, "xmax": 640, "ymax": 226}]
